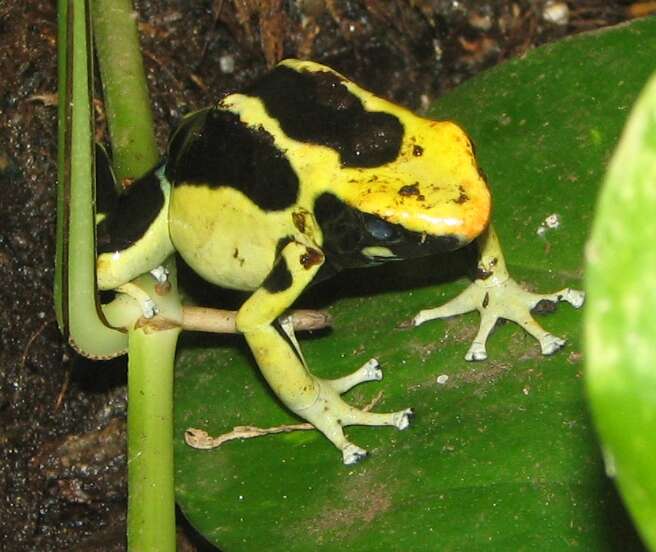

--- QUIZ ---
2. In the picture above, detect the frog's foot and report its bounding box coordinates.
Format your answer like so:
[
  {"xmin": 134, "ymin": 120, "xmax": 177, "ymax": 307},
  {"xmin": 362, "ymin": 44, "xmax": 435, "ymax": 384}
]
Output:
[
  {"xmin": 298, "ymin": 366, "xmax": 414, "ymax": 465},
  {"xmin": 411, "ymin": 279, "xmax": 584, "ymax": 361}
]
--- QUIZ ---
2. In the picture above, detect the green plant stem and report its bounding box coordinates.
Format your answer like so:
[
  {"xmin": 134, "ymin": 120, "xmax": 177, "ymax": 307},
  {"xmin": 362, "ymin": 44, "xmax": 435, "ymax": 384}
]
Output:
[
  {"xmin": 91, "ymin": 0, "xmax": 158, "ymax": 181},
  {"xmin": 127, "ymin": 323, "xmax": 180, "ymax": 552},
  {"xmin": 91, "ymin": 2, "xmax": 180, "ymax": 549},
  {"xmin": 55, "ymin": 0, "xmax": 129, "ymax": 357}
]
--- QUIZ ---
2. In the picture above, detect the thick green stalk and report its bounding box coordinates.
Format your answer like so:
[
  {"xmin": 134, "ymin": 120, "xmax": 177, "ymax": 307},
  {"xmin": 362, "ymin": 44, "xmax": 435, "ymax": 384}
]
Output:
[
  {"xmin": 92, "ymin": 0, "xmax": 158, "ymax": 180},
  {"xmin": 127, "ymin": 322, "xmax": 180, "ymax": 552},
  {"xmin": 90, "ymin": 1, "xmax": 180, "ymax": 549},
  {"xmin": 123, "ymin": 262, "xmax": 182, "ymax": 551}
]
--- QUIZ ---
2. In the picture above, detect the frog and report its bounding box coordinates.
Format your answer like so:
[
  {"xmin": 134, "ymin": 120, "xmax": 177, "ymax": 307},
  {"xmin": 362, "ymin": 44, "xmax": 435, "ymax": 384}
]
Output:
[{"xmin": 96, "ymin": 59, "xmax": 584, "ymax": 465}]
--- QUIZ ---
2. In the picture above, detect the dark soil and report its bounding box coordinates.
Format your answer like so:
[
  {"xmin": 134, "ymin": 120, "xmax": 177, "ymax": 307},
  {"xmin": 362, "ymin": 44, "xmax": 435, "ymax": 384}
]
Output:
[{"xmin": 0, "ymin": 0, "xmax": 645, "ymax": 550}]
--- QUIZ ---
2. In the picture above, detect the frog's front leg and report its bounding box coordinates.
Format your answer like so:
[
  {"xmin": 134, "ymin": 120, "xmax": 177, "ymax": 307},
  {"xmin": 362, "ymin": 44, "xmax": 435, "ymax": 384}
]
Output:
[
  {"xmin": 236, "ymin": 239, "xmax": 413, "ymax": 464},
  {"xmin": 411, "ymin": 226, "xmax": 584, "ymax": 361}
]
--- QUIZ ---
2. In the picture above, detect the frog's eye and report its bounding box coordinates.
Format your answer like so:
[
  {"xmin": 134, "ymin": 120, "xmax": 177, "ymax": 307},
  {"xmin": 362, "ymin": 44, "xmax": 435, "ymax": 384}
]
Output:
[{"xmin": 363, "ymin": 215, "xmax": 399, "ymax": 242}]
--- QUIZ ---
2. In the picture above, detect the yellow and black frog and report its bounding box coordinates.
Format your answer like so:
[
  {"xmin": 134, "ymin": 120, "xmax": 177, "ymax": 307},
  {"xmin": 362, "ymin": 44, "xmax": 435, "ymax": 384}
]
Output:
[{"xmin": 96, "ymin": 59, "xmax": 584, "ymax": 465}]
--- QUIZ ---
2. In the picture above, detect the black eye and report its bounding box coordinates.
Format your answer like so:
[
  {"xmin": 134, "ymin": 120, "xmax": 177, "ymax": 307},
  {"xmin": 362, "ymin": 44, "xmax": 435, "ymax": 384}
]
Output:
[{"xmin": 363, "ymin": 215, "xmax": 398, "ymax": 242}]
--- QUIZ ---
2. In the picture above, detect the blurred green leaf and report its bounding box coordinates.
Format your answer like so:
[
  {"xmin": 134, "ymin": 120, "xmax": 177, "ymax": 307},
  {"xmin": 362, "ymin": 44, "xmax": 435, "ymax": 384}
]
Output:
[
  {"xmin": 175, "ymin": 18, "xmax": 656, "ymax": 551},
  {"xmin": 585, "ymin": 70, "xmax": 656, "ymax": 550}
]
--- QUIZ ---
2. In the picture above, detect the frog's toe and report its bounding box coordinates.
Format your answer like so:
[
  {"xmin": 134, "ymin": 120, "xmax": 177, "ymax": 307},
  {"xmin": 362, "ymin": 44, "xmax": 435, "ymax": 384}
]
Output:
[
  {"xmin": 465, "ymin": 342, "xmax": 488, "ymax": 361},
  {"xmin": 564, "ymin": 288, "xmax": 585, "ymax": 309},
  {"xmin": 342, "ymin": 443, "xmax": 368, "ymax": 465},
  {"xmin": 142, "ymin": 298, "xmax": 158, "ymax": 319},
  {"xmin": 410, "ymin": 284, "xmax": 481, "ymax": 327},
  {"xmin": 329, "ymin": 358, "xmax": 383, "ymax": 394},
  {"xmin": 150, "ymin": 265, "xmax": 169, "ymax": 284},
  {"xmin": 540, "ymin": 333, "xmax": 566, "ymax": 355},
  {"xmin": 362, "ymin": 358, "xmax": 383, "ymax": 381},
  {"xmin": 393, "ymin": 408, "xmax": 415, "ymax": 430}
]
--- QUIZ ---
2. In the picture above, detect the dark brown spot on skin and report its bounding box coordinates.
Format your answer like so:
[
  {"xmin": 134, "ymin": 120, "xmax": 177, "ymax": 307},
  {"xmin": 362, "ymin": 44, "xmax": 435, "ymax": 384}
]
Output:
[
  {"xmin": 292, "ymin": 211, "xmax": 306, "ymax": 233},
  {"xmin": 399, "ymin": 183, "xmax": 420, "ymax": 197},
  {"xmin": 413, "ymin": 144, "xmax": 424, "ymax": 157},
  {"xmin": 482, "ymin": 292, "xmax": 489, "ymax": 308},
  {"xmin": 475, "ymin": 267, "xmax": 492, "ymax": 280},
  {"xmin": 454, "ymin": 185, "xmax": 469, "ymax": 204},
  {"xmin": 300, "ymin": 247, "xmax": 324, "ymax": 269},
  {"xmin": 120, "ymin": 176, "xmax": 135, "ymax": 190},
  {"xmin": 532, "ymin": 299, "xmax": 558, "ymax": 314},
  {"xmin": 233, "ymin": 247, "xmax": 245, "ymax": 266},
  {"xmin": 155, "ymin": 281, "xmax": 171, "ymax": 295},
  {"xmin": 398, "ymin": 182, "xmax": 425, "ymax": 201}
]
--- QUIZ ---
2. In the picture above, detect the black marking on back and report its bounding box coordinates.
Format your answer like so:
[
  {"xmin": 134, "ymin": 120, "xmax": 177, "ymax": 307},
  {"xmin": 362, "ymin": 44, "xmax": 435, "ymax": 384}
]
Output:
[
  {"xmin": 166, "ymin": 108, "xmax": 299, "ymax": 212},
  {"xmin": 246, "ymin": 65, "xmax": 404, "ymax": 168},
  {"xmin": 97, "ymin": 168, "xmax": 164, "ymax": 254},
  {"xmin": 263, "ymin": 256, "xmax": 293, "ymax": 293}
]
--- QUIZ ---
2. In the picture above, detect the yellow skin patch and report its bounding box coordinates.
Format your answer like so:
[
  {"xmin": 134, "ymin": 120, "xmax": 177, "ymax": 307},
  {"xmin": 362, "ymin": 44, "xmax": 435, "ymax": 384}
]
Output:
[
  {"xmin": 169, "ymin": 185, "xmax": 293, "ymax": 291},
  {"xmin": 281, "ymin": 59, "xmax": 491, "ymax": 240},
  {"xmin": 96, "ymin": 174, "xmax": 174, "ymax": 290}
]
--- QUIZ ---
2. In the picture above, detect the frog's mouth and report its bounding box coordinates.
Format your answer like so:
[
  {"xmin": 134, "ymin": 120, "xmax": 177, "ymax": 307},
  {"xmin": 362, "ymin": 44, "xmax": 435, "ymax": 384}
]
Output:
[
  {"xmin": 361, "ymin": 212, "xmax": 468, "ymax": 258},
  {"xmin": 387, "ymin": 231, "xmax": 467, "ymax": 259}
]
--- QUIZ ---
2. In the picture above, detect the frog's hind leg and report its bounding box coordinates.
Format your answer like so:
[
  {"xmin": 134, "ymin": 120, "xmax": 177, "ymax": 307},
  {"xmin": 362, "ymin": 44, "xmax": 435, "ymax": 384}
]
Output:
[{"xmin": 236, "ymin": 238, "xmax": 413, "ymax": 464}]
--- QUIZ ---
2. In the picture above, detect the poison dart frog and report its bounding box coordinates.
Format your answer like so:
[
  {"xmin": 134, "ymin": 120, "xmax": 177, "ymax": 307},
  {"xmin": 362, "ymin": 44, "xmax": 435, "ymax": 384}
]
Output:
[{"xmin": 96, "ymin": 59, "xmax": 584, "ymax": 465}]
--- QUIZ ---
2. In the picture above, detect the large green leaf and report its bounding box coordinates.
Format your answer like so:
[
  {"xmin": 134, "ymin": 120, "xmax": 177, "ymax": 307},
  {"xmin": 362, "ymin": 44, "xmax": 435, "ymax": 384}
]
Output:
[
  {"xmin": 175, "ymin": 18, "xmax": 656, "ymax": 551},
  {"xmin": 586, "ymin": 71, "xmax": 656, "ymax": 549}
]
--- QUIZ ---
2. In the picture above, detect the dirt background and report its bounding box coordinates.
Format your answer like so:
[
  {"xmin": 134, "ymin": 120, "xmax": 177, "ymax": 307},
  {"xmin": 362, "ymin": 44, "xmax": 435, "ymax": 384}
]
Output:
[{"xmin": 0, "ymin": 1, "xmax": 648, "ymax": 550}]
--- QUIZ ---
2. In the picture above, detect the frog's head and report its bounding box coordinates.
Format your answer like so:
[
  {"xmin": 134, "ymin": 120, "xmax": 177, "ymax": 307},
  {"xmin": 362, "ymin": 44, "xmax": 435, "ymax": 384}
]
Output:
[
  {"xmin": 315, "ymin": 174, "xmax": 490, "ymax": 269},
  {"xmin": 319, "ymin": 120, "xmax": 491, "ymax": 265}
]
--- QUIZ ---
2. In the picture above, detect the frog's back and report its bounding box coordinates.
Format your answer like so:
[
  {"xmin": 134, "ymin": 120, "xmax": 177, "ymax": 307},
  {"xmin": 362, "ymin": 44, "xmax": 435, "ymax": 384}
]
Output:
[{"xmin": 166, "ymin": 105, "xmax": 304, "ymax": 291}]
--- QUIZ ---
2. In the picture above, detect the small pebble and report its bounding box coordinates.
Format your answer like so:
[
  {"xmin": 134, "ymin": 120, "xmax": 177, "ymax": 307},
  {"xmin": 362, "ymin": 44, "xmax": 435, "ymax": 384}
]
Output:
[
  {"xmin": 543, "ymin": 1, "xmax": 569, "ymax": 26},
  {"xmin": 436, "ymin": 374, "xmax": 449, "ymax": 385},
  {"xmin": 469, "ymin": 12, "xmax": 493, "ymax": 32},
  {"xmin": 220, "ymin": 55, "xmax": 235, "ymax": 74},
  {"xmin": 537, "ymin": 213, "xmax": 561, "ymax": 236}
]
